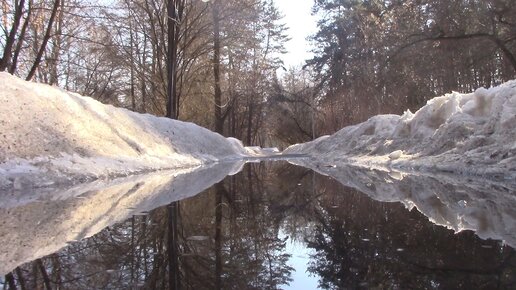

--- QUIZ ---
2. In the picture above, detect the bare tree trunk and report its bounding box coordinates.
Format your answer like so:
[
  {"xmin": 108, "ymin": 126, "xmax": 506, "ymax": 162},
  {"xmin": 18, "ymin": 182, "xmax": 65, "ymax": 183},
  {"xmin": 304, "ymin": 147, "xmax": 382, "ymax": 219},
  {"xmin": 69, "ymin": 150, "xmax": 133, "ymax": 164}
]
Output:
[
  {"xmin": 4, "ymin": 272, "xmax": 17, "ymax": 290},
  {"xmin": 36, "ymin": 259, "xmax": 52, "ymax": 290},
  {"xmin": 26, "ymin": 0, "xmax": 61, "ymax": 81},
  {"xmin": 175, "ymin": 0, "xmax": 185, "ymax": 119},
  {"xmin": 491, "ymin": 36, "xmax": 516, "ymax": 73},
  {"xmin": 49, "ymin": 0, "xmax": 64, "ymax": 85},
  {"xmin": 0, "ymin": 0, "xmax": 27, "ymax": 71},
  {"xmin": 129, "ymin": 13, "xmax": 136, "ymax": 111},
  {"xmin": 141, "ymin": 33, "xmax": 148, "ymax": 113},
  {"xmin": 31, "ymin": 262, "xmax": 38, "ymax": 289},
  {"xmin": 50, "ymin": 255, "xmax": 60, "ymax": 289},
  {"xmin": 142, "ymin": 215, "xmax": 149, "ymax": 279},
  {"xmin": 15, "ymin": 268, "xmax": 26, "ymax": 290},
  {"xmin": 131, "ymin": 216, "xmax": 135, "ymax": 286},
  {"xmin": 9, "ymin": 0, "xmax": 32, "ymax": 74},
  {"xmin": 214, "ymin": 183, "xmax": 224, "ymax": 290},
  {"xmin": 212, "ymin": 0, "xmax": 223, "ymax": 134},
  {"xmin": 166, "ymin": 0, "xmax": 178, "ymax": 119},
  {"xmin": 167, "ymin": 201, "xmax": 180, "ymax": 290}
]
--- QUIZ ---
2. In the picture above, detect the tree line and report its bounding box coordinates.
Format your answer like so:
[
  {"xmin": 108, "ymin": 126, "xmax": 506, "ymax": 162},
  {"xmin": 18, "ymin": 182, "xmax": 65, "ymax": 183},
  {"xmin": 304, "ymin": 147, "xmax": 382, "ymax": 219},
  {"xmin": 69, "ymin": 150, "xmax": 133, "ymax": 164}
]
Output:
[
  {"xmin": 0, "ymin": 0, "xmax": 289, "ymax": 146},
  {"xmin": 306, "ymin": 0, "xmax": 516, "ymax": 135},
  {"xmin": 2, "ymin": 0, "xmax": 515, "ymax": 146}
]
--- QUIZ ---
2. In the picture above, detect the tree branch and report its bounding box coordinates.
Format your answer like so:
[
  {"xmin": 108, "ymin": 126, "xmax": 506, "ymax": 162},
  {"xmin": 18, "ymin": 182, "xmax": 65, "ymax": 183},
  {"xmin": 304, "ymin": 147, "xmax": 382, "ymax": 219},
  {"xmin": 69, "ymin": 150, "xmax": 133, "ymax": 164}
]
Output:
[{"xmin": 390, "ymin": 33, "xmax": 516, "ymax": 72}]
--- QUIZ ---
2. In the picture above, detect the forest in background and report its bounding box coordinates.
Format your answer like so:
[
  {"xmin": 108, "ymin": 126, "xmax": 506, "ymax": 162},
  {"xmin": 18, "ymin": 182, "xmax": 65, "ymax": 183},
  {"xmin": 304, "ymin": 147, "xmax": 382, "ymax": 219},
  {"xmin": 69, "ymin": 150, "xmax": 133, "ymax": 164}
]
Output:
[
  {"xmin": 2, "ymin": 1, "xmax": 516, "ymax": 288},
  {"xmin": 1, "ymin": 0, "xmax": 515, "ymax": 147}
]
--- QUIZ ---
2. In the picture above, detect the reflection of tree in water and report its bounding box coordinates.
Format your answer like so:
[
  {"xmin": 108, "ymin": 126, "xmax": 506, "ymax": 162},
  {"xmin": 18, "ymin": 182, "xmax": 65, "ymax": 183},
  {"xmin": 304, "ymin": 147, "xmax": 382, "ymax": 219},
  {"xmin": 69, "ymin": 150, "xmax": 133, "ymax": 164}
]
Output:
[
  {"xmin": 306, "ymin": 178, "xmax": 516, "ymax": 290},
  {"xmin": 4, "ymin": 163, "xmax": 515, "ymax": 289},
  {"xmin": 3, "ymin": 163, "xmax": 297, "ymax": 289}
]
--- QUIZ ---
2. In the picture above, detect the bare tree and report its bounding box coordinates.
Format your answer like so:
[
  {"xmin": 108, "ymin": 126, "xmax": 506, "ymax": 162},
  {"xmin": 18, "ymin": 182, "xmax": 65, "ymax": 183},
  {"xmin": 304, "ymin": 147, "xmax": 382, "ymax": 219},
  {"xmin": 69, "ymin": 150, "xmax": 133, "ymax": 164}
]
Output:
[
  {"xmin": 0, "ymin": 0, "xmax": 27, "ymax": 71},
  {"xmin": 26, "ymin": 0, "xmax": 61, "ymax": 81}
]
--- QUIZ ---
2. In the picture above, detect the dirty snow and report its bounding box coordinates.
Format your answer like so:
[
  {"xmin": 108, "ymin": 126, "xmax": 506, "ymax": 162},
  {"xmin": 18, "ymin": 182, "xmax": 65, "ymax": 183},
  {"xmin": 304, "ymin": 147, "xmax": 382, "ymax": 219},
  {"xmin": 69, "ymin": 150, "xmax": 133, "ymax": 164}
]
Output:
[
  {"xmin": 285, "ymin": 80, "xmax": 516, "ymax": 178},
  {"xmin": 0, "ymin": 72, "xmax": 248, "ymax": 191}
]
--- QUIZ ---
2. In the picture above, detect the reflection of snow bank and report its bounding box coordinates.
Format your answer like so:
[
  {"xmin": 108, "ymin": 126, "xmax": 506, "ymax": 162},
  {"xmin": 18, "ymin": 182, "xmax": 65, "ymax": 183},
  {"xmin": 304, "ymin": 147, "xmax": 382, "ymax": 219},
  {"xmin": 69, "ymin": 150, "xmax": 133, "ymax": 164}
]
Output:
[
  {"xmin": 0, "ymin": 161, "xmax": 244, "ymax": 275},
  {"xmin": 0, "ymin": 73, "xmax": 247, "ymax": 190},
  {"xmin": 289, "ymin": 159, "xmax": 516, "ymax": 248},
  {"xmin": 286, "ymin": 81, "xmax": 516, "ymax": 177}
]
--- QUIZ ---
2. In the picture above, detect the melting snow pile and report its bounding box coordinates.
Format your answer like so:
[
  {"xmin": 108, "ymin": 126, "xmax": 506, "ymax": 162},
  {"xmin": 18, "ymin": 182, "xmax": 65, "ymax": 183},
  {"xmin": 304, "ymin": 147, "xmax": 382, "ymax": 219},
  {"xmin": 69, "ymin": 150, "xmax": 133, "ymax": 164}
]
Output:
[
  {"xmin": 0, "ymin": 72, "xmax": 247, "ymax": 191},
  {"xmin": 286, "ymin": 80, "xmax": 516, "ymax": 178}
]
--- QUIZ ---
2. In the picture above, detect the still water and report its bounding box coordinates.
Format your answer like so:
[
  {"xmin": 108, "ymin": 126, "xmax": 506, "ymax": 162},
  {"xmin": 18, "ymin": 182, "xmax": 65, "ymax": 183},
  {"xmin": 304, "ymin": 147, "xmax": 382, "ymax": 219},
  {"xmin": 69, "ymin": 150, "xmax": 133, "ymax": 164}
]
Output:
[{"xmin": 1, "ymin": 161, "xmax": 515, "ymax": 289}]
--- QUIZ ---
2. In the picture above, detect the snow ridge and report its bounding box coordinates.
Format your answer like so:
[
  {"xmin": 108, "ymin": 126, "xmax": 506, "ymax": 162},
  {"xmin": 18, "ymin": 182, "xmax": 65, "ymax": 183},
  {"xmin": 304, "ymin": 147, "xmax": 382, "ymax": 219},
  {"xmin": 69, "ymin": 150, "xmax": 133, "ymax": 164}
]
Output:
[
  {"xmin": 285, "ymin": 80, "xmax": 516, "ymax": 178},
  {"xmin": 0, "ymin": 73, "xmax": 247, "ymax": 191}
]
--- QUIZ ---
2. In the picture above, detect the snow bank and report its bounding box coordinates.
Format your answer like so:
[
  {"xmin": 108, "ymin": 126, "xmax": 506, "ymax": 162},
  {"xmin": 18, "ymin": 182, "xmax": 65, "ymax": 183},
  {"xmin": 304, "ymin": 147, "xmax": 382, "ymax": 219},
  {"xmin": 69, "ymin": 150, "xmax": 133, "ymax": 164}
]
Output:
[
  {"xmin": 0, "ymin": 160, "xmax": 244, "ymax": 275},
  {"xmin": 285, "ymin": 81, "xmax": 516, "ymax": 177},
  {"xmin": 285, "ymin": 80, "xmax": 516, "ymax": 246},
  {"xmin": 0, "ymin": 72, "xmax": 247, "ymax": 190}
]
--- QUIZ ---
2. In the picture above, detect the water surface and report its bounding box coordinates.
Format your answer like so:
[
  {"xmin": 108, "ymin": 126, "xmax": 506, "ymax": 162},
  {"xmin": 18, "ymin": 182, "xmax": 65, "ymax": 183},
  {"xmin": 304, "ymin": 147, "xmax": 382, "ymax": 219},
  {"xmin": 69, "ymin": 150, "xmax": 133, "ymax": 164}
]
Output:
[{"xmin": 1, "ymin": 161, "xmax": 515, "ymax": 289}]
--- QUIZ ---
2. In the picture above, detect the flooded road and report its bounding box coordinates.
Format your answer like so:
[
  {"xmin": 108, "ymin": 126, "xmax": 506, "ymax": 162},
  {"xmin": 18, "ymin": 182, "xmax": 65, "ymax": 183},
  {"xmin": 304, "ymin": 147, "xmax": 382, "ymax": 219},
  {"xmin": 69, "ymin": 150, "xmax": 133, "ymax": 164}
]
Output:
[{"xmin": 1, "ymin": 161, "xmax": 515, "ymax": 289}]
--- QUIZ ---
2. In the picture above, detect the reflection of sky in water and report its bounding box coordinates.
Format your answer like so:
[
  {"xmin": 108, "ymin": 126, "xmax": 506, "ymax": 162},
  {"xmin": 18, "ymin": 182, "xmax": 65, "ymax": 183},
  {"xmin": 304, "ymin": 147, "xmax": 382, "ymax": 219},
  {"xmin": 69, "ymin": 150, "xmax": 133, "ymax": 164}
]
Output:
[
  {"xmin": 1, "ymin": 162, "xmax": 515, "ymax": 288},
  {"xmin": 283, "ymin": 233, "xmax": 319, "ymax": 290}
]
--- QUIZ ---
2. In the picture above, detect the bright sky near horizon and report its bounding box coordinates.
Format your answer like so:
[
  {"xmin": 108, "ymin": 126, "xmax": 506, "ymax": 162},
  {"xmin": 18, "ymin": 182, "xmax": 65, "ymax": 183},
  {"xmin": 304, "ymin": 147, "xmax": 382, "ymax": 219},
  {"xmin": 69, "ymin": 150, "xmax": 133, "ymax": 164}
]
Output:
[{"xmin": 275, "ymin": 0, "xmax": 318, "ymax": 69}]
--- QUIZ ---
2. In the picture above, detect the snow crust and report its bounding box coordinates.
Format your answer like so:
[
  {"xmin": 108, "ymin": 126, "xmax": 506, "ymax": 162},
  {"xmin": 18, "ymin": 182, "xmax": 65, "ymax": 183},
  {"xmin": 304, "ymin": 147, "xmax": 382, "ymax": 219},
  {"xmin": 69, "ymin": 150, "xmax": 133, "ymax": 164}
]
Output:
[
  {"xmin": 0, "ymin": 72, "xmax": 248, "ymax": 191},
  {"xmin": 285, "ymin": 81, "xmax": 516, "ymax": 178},
  {"xmin": 0, "ymin": 160, "xmax": 244, "ymax": 275}
]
